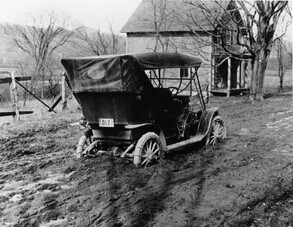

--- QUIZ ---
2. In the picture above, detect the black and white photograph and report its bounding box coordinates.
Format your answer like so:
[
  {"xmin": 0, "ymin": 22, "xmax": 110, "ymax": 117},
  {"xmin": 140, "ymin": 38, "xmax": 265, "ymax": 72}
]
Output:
[{"xmin": 0, "ymin": 0, "xmax": 292, "ymax": 226}]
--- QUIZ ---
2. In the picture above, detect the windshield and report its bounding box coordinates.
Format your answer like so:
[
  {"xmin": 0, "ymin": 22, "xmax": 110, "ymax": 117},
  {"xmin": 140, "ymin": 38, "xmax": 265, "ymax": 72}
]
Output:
[{"xmin": 144, "ymin": 67, "xmax": 200, "ymax": 96}]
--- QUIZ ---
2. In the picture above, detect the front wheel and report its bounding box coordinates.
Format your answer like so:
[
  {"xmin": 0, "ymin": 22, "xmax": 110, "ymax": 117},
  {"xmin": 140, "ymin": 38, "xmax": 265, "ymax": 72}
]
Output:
[
  {"xmin": 205, "ymin": 116, "xmax": 227, "ymax": 146},
  {"xmin": 133, "ymin": 132, "xmax": 164, "ymax": 167}
]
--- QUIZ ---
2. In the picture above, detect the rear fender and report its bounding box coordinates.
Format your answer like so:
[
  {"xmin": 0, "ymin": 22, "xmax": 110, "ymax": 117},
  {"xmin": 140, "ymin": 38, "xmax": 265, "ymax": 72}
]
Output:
[
  {"xmin": 196, "ymin": 107, "xmax": 219, "ymax": 137},
  {"xmin": 126, "ymin": 123, "xmax": 167, "ymax": 148}
]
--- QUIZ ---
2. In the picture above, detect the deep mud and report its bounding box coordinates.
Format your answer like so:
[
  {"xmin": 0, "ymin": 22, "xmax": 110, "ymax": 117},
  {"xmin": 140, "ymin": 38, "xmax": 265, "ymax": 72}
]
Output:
[{"xmin": 0, "ymin": 93, "xmax": 293, "ymax": 227}]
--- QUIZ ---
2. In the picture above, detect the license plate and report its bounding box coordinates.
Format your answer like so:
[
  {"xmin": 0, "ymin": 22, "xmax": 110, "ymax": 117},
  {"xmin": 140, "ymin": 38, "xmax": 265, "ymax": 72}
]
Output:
[{"xmin": 99, "ymin": 118, "xmax": 114, "ymax": 127}]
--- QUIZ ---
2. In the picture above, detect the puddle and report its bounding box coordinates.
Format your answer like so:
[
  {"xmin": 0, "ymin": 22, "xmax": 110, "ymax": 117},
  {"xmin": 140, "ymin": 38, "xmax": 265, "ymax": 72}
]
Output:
[
  {"xmin": 280, "ymin": 150, "xmax": 293, "ymax": 157},
  {"xmin": 39, "ymin": 218, "xmax": 68, "ymax": 227},
  {"xmin": 0, "ymin": 172, "xmax": 76, "ymax": 197},
  {"xmin": 9, "ymin": 194, "xmax": 22, "ymax": 202},
  {"xmin": 266, "ymin": 116, "xmax": 293, "ymax": 130},
  {"xmin": 239, "ymin": 128, "xmax": 249, "ymax": 135},
  {"xmin": 0, "ymin": 221, "xmax": 16, "ymax": 227},
  {"xmin": 60, "ymin": 184, "xmax": 74, "ymax": 189}
]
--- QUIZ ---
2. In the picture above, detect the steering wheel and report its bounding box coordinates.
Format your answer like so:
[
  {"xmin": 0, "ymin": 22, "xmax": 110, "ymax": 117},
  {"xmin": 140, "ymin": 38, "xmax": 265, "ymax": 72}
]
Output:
[{"xmin": 168, "ymin": 86, "xmax": 179, "ymax": 95}]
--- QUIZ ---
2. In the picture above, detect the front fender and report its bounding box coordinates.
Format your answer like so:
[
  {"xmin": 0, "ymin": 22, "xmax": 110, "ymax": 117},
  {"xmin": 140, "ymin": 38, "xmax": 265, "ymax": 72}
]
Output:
[{"xmin": 196, "ymin": 107, "xmax": 219, "ymax": 137}]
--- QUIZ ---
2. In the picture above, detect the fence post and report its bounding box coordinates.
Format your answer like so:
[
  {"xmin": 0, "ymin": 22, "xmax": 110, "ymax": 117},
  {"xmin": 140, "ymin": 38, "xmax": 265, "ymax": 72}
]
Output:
[
  {"xmin": 241, "ymin": 60, "xmax": 246, "ymax": 88},
  {"xmin": 237, "ymin": 60, "xmax": 240, "ymax": 89},
  {"xmin": 211, "ymin": 55, "xmax": 215, "ymax": 93},
  {"xmin": 10, "ymin": 71, "xmax": 20, "ymax": 121},
  {"xmin": 61, "ymin": 72, "xmax": 67, "ymax": 110},
  {"xmin": 227, "ymin": 58, "xmax": 231, "ymax": 97}
]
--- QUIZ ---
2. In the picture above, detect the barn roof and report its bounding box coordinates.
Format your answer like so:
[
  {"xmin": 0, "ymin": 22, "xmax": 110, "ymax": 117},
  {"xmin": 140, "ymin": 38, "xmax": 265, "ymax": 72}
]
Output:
[{"xmin": 121, "ymin": 0, "xmax": 234, "ymax": 33}]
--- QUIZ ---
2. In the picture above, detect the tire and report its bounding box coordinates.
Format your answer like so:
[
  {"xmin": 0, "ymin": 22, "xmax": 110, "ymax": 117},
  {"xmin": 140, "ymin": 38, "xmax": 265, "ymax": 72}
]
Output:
[
  {"xmin": 76, "ymin": 129, "xmax": 93, "ymax": 158},
  {"xmin": 205, "ymin": 115, "xmax": 227, "ymax": 146},
  {"xmin": 133, "ymin": 132, "xmax": 164, "ymax": 167}
]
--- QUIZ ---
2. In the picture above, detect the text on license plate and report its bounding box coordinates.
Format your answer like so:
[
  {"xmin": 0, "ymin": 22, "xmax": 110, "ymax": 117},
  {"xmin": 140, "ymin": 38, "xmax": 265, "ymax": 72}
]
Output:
[{"xmin": 99, "ymin": 118, "xmax": 114, "ymax": 127}]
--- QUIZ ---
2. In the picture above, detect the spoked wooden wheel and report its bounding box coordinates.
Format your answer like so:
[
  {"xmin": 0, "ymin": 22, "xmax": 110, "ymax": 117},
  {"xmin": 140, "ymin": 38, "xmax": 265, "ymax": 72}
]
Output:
[
  {"xmin": 76, "ymin": 130, "xmax": 93, "ymax": 158},
  {"xmin": 206, "ymin": 116, "xmax": 227, "ymax": 146},
  {"xmin": 133, "ymin": 132, "xmax": 164, "ymax": 167}
]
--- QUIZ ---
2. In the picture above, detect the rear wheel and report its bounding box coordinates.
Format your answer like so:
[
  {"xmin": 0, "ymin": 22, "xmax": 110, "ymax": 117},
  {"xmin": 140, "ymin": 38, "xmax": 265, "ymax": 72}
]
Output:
[
  {"xmin": 133, "ymin": 132, "xmax": 164, "ymax": 167},
  {"xmin": 76, "ymin": 129, "xmax": 93, "ymax": 158},
  {"xmin": 206, "ymin": 116, "xmax": 227, "ymax": 146}
]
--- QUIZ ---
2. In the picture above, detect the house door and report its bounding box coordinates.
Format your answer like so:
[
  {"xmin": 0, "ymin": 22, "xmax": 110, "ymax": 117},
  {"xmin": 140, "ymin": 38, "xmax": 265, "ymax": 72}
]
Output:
[
  {"xmin": 214, "ymin": 57, "xmax": 239, "ymax": 89},
  {"xmin": 231, "ymin": 58, "xmax": 239, "ymax": 88},
  {"xmin": 215, "ymin": 57, "xmax": 228, "ymax": 89}
]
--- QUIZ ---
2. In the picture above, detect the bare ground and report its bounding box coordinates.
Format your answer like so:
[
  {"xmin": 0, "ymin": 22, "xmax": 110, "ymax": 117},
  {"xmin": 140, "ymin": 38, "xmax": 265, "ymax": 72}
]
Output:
[{"xmin": 0, "ymin": 92, "xmax": 293, "ymax": 227}]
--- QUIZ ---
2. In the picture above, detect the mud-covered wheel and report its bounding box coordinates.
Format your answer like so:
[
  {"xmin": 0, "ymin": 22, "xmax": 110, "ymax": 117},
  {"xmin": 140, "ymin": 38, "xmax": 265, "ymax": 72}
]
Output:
[
  {"xmin": 76, "ymin": 129, "xmax": 93, "ymax": 158},
  {"xmin": 206, "ymin": 115, "xmax": 227, "ymax": 146},
  {"xmin": 133, "ymin": 132, "xmax": 164, "ymax": 167}
]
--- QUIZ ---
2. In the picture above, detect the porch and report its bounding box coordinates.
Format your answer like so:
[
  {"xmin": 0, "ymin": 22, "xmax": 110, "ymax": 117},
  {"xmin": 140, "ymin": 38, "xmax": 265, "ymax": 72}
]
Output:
[{"xmin": 210, "ymin": 55, "xmax": 250, "ymax": 97}]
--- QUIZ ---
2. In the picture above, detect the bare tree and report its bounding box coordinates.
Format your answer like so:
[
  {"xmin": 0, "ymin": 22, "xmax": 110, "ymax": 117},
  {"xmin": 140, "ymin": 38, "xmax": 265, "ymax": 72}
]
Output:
[
  {"xmin": 13, "ymin": 59, "xmax": 33, "ymax": 106},
  {"xmin": 6, "ymin": 12, "xmax": 75, "ymax": 92},
  {"xmin": 276, "ymin": 38, "xmax": 286, "ymax": 92},
  {"xmin": 287, "ymin": 46, "xmax": 293, "ymax": 64},
  {"xmin": 183, "ymin": 0, "xmax": 289, "ymax": 100},
  {"xmin": 150, "ymin": 0, "xmax": 174, "ymax": 52},
  {"xmin": 76, "ymin": 24, "xmax": 125, "ymax": 56},
  {"xmin": 276, "ymin": 38, "xmax": 292, "ymax": 92},
  {"xmin": 172, "ymin": 1, "xmax": 226, "ymax": 63},
  {"xmin": 129, "ymin": 0, "xmax": 179, "ymax": 53},
  {"xmin": 45, "ymin": 55, "xmax": 64, "ymax": 100}
]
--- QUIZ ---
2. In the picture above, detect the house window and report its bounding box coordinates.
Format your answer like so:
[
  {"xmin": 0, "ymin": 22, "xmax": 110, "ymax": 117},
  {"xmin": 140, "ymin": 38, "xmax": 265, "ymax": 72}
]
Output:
[
  {"xmin": 180, "ymin": 68, "xmax": 188, "ymax": 77},
  {"xmin": 225, "ymin": 30, "xmax": 233, "ymax": 45},
  {"xmin": 217, "ymin": 29, "xmax": 233, "ymax": 45}
]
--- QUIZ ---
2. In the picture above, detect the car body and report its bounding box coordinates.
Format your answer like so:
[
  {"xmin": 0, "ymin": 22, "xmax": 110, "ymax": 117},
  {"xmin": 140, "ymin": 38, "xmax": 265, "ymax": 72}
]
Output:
[{"xmin": 61, "ymin": 52, "xmax": 226, "ymax": 166}]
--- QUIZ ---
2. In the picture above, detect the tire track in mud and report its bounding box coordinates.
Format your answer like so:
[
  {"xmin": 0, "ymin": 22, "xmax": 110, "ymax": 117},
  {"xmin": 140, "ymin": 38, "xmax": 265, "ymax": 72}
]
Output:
[
  {"xmin": 54, "ymin": 144, "xmax": 215, "ymax": 227},
  {"xmin": 0, "ymin": 111, "xmax": 229, "ymax": 227},
  {"xmin": 0, "ymin": 114, "xmax": 81, "ymax": 226},
  {"xmin": 1, "ymin": 94, "xmax": 293, "ymax": 226},
  {"xmin": 204, "ymin": 94, "xmax": 293, "ymax": 227},
  {"xmin": 140, "ymin": 146, "xmax": 219, "ymax": 227},
  {"xmin": 61, "ymin": 157, "xmax": 175, "ymax": 227},
  {"xmin": 128, "ymin": 166, "xmax": 173, "ymax": 227}
]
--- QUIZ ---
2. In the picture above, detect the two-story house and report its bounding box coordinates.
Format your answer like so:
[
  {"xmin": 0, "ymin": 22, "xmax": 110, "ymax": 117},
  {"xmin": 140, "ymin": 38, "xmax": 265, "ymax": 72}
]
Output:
[{"xmin": 121, "ymin": 0, "xmax": 250, "ymax": 96}]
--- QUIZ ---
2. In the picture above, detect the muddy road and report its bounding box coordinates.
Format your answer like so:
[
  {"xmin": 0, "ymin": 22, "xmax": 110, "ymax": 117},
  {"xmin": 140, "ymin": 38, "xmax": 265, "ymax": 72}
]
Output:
[{"xmin": 1, "ymin": 93, "xmax": 293, "ymax": 227}]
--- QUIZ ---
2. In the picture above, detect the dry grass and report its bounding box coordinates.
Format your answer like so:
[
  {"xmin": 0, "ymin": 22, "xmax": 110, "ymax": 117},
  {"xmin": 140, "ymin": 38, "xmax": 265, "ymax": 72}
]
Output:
[
  {"xmin": 0, "ymin": 97, "xmax": 81, "ymax": 126},
  {"xmin": 263, "ymin": 70, "xmax": 292, "ymax": 93}
]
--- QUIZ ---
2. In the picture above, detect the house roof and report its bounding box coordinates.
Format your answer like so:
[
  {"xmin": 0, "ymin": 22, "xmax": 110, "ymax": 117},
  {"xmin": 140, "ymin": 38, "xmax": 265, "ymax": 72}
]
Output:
[{"xmin": 121, "ymin": 0, "xmax": 233, "ymax": 33}]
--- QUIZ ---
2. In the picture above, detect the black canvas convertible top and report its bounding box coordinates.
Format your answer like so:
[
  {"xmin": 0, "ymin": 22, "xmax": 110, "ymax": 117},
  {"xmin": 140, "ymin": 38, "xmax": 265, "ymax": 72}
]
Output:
[
  {"xmin": 133, "ymin": 52, "xmax": 201, "ymax": 69},
  {"xmin": 61, "ymin": 52, "xmax": 201, "ymax": 93}
]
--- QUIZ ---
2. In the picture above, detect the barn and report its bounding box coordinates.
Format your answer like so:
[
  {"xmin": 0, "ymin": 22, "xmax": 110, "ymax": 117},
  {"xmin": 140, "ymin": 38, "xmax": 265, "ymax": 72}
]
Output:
[{"xmin": 121, "ymin": 0, "xmax": 250, "ymax": 96}]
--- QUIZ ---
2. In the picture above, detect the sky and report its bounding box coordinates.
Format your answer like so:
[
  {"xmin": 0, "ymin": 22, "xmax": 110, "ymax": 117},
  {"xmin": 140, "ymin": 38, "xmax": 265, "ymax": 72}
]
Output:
[
  {"xmin": 0, "ymin": 0, "xmax": 141, "ymax": 33},
  {"xmin": 0, "ymin": 0, "xmax": 292, "ymax": 40}
]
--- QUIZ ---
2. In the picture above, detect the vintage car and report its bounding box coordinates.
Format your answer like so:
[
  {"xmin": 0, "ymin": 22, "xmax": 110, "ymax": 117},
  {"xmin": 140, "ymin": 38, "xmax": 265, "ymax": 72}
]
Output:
[{"xmin": 61, "ymin": 52, "xmax": 226, "ymax": 166}]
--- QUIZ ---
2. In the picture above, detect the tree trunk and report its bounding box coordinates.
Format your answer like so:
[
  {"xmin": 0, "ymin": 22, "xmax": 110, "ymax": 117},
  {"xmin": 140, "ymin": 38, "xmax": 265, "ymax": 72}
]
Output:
[
  {"xmin": 278, "ymin": 46, "xmax": 284, "ymax": 93},
  {"xmin": 279, "ymin": 75, "xmax": 283, "ymax": 92},
  {"xmin": 61, "ymin": 73, "xmax": 68, "ymax": 111},
  {"xmin": 250, "ymin": 47, "xmax": 270, "ymax": 101},
  {"xmin": 29, "ymin": 68, "xmax": 41, "ymax": 99},
  {"xmin": 250, "ymin": 58, "xmax": 258, "ymax": 99},
  {"xmin": 41, "ymin": 74, "xmax": 44, "ymax": 99},
  {"xmin": 23, "ymin": 81, "xmax": 28, "ymax": 107}
]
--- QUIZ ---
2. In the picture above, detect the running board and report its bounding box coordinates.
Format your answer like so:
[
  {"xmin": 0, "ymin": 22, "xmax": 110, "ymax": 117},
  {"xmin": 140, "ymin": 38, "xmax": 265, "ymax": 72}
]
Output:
[{"xmin": 166, "ymin": 134, "xmax": 205, "ymax": 153}]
